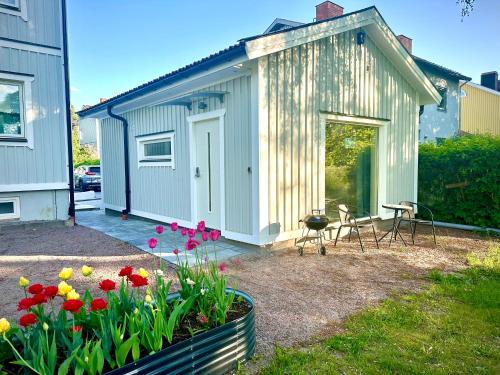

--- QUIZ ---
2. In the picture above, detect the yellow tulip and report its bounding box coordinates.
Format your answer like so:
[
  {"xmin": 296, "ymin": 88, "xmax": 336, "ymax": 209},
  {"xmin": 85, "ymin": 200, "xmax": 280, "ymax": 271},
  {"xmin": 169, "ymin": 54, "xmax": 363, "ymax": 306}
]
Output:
[
  {"xmin": 138, "ymin": 268, "xmax": 149, "ymax": 278},
  {"xmin": 42, "ymin": 322, "xmax": 49, "ymax": 331},
  {"xmin": 0, "ymin": 318, "xmax": 10, "ymax": 334},
  {"xmin": 18, "ymin": 276, "xmax": 29, "ymax": 288},
  {"xmin": 81, "ymin": 265, "xmax": 93, "ymax": 277},
  {"xmin": 59, "ymin": 267, "xmax": 73, "ymax": 281},
  {"xmin": 66, "ymin": 289, "xmax": 80, "ymax": 301},
  {"xmin": 58, "ymin": 281, "xmax": 73, "ymax": 296},
  {"xmin": 145, "ymin": 295, "xmax": 152, "ymax": 304}
]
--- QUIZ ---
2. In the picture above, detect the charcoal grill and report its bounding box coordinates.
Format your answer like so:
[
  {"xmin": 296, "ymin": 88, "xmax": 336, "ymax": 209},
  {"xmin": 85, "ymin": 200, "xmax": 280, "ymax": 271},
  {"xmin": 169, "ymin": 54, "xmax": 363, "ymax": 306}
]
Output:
[{"xmin": 295, "ymin": 210, "xmax": 330, "ymax": 256}]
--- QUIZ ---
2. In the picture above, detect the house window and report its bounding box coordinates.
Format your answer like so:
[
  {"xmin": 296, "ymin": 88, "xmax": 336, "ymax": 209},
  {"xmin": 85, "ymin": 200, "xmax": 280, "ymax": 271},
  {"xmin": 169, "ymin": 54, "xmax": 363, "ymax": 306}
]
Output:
[
  {"xmin": 0, "ymin": 0, "xmax": 19, "ymax": 9},
  {"xmin": 0, "ymin": 197, "xmax": 20, "ymax": 220},
  {"xmin": 437, "ymin": 86, "xmax": 447, "ymax": 111},
  {"xmin": 136, "ymin": 132, "xmax": 175, "ymax": 168},
  {"xmin": 0, "ymin": 79, "xmax": 24, "ymax": 139}
]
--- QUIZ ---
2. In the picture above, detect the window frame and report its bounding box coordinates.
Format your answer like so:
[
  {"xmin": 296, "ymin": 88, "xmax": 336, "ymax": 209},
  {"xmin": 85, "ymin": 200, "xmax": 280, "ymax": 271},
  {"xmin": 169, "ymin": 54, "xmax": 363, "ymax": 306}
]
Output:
[
  {"xmin": 0, "ymin": 196, "xmax": 20, "ymax": 220},
  {"xmin": 0, "ymin": 78, "xmax": 25, "ymax": 139},
  {"xmin": 0, "ymin": 72, "xmax": 34, "ymax": 148},
  {"xmin": 437, "ymin": 86, "xmax": 448, "ymax": 112},
  {"xmin": 136, "ymin": 131, "xmax": 175, "ymax": 168},
  {"xmin": 0, "ymin": 0, "xmax": 27, "ymax": 21}
]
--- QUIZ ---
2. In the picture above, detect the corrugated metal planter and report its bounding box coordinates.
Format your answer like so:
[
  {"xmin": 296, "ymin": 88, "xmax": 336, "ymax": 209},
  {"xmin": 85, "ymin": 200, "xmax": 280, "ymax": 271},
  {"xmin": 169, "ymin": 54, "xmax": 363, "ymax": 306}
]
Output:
[{"xmin": 104, "ymin": 289, "xmax": 255, "ymax": 375}]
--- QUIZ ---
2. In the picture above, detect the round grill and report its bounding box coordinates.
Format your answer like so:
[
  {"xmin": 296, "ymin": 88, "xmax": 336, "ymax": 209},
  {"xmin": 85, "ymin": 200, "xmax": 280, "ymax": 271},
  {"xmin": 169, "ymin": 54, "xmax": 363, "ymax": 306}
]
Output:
[{"xmin": 303, "ymin": 214, "xmax": 330, "ymax": 231}]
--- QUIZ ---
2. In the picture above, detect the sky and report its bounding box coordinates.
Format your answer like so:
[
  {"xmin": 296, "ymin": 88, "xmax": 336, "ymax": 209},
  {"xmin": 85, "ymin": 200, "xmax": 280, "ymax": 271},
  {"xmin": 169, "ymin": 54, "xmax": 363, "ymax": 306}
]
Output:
[{"xmin": 67, "ymin": 0, "xmax": 500, "ymax": 109}]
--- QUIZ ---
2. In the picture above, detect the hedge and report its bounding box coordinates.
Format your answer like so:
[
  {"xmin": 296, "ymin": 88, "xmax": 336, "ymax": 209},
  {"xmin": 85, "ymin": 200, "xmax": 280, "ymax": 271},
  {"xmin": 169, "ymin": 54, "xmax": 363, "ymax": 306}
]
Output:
[{"xmin": 418, "ymin": 135, "xmax": 500, "ymax": 229}]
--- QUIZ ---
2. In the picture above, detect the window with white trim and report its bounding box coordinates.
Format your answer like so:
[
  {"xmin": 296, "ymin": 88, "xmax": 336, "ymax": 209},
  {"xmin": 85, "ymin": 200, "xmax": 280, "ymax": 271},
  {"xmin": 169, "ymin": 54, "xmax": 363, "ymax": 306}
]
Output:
[
  {"xmin": 0, "ymin": 197, "xmax": 20, "ymax": 220},
  {"xmin": 0, "ymin": 0, "xmax": 19, "ymax": 9},
  {"xmin": 0, "ymin": 79, "xmax": 25, "ymax": 139},
  {"xmin": 0, "ymin": 0, "xmax": 27, "ymax": 20},
  {"xmin": 136, "ymin": 132, "xmax": 175, "ymax": 168}
]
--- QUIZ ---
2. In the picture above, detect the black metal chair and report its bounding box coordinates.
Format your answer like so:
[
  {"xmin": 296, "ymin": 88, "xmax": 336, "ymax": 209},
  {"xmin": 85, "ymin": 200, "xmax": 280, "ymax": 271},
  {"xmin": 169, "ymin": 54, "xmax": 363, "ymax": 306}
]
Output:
[
  {"xmin": 333, "ymin": 204, "xmax": 379, "ymax": 252},
  {"xmin": 397, "ymin": 201, "xmax": 437, "ymax": 245}
]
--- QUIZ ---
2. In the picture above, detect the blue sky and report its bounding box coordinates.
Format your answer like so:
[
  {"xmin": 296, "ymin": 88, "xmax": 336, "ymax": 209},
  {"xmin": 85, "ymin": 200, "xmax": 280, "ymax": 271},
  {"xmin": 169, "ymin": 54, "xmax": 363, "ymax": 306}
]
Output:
[{"xmin": 67, "ymin": 0, "xmax": 500, "ymax": 109}]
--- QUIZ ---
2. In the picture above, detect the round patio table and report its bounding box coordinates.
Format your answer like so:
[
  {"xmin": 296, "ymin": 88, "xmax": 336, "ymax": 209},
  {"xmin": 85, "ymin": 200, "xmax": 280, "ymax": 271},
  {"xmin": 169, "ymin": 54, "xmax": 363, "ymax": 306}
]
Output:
[{"xmin": 378, "ymin": 203, "xmax": 413, "ymax": 247}]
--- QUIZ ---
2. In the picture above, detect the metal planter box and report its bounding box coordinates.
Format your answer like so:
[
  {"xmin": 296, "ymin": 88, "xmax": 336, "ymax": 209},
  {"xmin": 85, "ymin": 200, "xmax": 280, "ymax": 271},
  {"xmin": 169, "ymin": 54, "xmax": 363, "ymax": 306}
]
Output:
[{"xmin": 104, "ymin": 289, "xmax": 255, "ymax": 375}]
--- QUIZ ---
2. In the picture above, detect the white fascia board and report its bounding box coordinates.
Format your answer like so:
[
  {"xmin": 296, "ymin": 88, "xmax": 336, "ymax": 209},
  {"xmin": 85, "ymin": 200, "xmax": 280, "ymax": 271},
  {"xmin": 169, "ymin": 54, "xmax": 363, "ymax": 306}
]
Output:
[
  {"xmin": 85, "ymin": 55, "xmax": 249, "ymax": 120},
  {"xmin": 245, "ymin": 9, "xmax": 375, "ymax": 60}
]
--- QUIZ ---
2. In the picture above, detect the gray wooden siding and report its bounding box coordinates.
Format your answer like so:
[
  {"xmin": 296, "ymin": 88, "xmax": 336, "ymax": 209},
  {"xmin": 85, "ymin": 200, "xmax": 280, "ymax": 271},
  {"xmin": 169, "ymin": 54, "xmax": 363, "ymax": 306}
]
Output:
[
  {"xmin": 0, "ymin": 46, "xmax": 67, "ymax": 185},
  {"xmin": 101, "ymin": 75, "xmax": 253, "ymax": 234},
  {"xmin": 0, "ymin": 0, "xmax": 61, "ymax": 47},
  {"xmin": 259, "ymin": 29, "xmax": 419, "ymax": 234}
]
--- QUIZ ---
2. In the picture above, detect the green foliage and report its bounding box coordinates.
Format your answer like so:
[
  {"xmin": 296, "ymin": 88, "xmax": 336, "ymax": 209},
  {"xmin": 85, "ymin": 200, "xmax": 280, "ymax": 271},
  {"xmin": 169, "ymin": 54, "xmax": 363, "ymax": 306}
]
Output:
[
  {"xmin": 418, "ymin": 134, "xmax": 500, "ymax": 228},
  {"xmin": 261, "ymin": 246, "xmax": 500, "ymax": 374},
  {"xmin": 71, "ymin": 105, "xmax": 99, "ymax": 168}
]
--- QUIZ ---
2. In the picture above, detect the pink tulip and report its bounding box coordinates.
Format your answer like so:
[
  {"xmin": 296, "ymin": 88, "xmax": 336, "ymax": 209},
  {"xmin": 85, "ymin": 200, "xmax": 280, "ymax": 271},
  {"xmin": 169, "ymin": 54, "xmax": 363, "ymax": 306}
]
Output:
[
  {"xmin": 171, "ymin": 222, "xmax": 178, "ymax": 232},
  {"xmin": 180, "ymin": 227, "xmax": 187, "ymax": 236},
  {"xmin": 172, "ymin": 248, "xmax": 179, "ymax": 255},
  {"xmin": 218, "ymin": 263, "xmax": 226, "ymax": 272},
  {"xmin": 187, "ymin": 228, "xmax": 196, "ymax": 238},
  {"xmin": 148, "ymin": 238, "xmax": 158, "ymax": 249},
  {"xmin": 185, "ymin": 238, "xmax": 200, "ymax": 251},
  {"xmin": 232, "ymin": 258, "xmax": 241, "ymax": 266},
  {"xmin": 155, "ymin": 225, "xmax": 164, "ymax": 234},
  {"xmin": 197, "ymin": 221, "xmax": 206, "ymax": 232},
  {"xmin": 201, "ymin": 231, "xmax": 209, "ymax": 241},
  {"xmin": 209, "ymin": 230, "xmax": 220, "ymax": 241}
]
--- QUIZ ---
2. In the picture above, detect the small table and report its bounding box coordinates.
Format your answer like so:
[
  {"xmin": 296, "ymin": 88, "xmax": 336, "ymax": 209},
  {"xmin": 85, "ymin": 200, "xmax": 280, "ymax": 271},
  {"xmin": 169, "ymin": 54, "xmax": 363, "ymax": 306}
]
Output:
[{"xmin": 378, "ymin": 204, "xmax": 412, "ymax": 247}]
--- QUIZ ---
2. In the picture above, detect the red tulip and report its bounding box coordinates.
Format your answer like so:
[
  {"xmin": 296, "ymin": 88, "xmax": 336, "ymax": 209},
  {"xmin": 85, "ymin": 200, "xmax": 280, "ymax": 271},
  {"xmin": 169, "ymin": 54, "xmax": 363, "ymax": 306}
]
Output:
[
  {"xmin": 90, "ymin": 298, "xmax": 108, "ymax": 311},
  {"xmin": 43, "ymin": 286, "xmax": 58, "ymax": 299},
  {"xmin": 99, "ymin": 279, "xmax": 116, "ymax": 292},
  {"xmin": 197, "ymin": 221, "xmax": 206, "ymax": 232},
  {"xmin": 148, "ymin": 238, "xmax": 158, "ymax": 249},
  {"xmin": 185, "ymin": 238, "xmax": 200, "ymax": 251},
  {"xmin": 155, "ymin": 225, "xmax": 164, "ymax": 234},
  {"xmin": 32, "ymin": 293, "xmax": 47, "ymax": 305},
  {"xmin": 172, "ymin": 248, "xmax": 179, "ymax": 255},
  {"xmin": 19, "ymin": 313, "xmax": 37, "ymax": 327},
  {"xmin": 28, "ymin": 283, "xmax": 43, "ymax": 295},
  {"xmin": 17, "ymin": 298, "xmax": 35, "ymax": 311},
  {"xmin": 171, "ymin": 222, "xmax": 178, "ymax": 232},
  {"xmin": 128, "ymin": 274, "xmax": 148, "ymax": 288},
  {"xmin": 202, "ymin": 232, "xmax": 209, "ymax": 241},
  {"xmin": 180, "ymin": 227, "xmax": 187, "ymax": 236},
  {"xmin": 210, "ymin": 230, "xmax": 220, "ymax": 241},
  {"xmin": 62, "ymin": 300, "xmax": 83, "ymax": 314},
  {"xmin": 118, "ymin": 266, "xmax": 133, "ymax": 277},
  {"xmin": 71, "ymin": 325, "xmax": 82, "ymax": 332}
]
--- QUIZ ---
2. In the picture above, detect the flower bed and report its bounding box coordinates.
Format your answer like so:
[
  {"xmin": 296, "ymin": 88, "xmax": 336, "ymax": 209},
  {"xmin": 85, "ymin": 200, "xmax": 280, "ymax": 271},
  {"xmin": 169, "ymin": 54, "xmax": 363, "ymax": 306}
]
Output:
[{"xmin": 0, "ymin": 221, "xmax": 255, "ymax": 374}]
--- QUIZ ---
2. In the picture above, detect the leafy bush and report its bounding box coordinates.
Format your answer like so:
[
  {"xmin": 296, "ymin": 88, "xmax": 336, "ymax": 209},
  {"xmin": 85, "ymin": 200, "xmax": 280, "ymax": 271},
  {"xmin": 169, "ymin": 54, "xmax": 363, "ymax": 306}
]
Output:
[{"xmin": 418, "ymin": 134, "xmax": 500, "ymax": 228}]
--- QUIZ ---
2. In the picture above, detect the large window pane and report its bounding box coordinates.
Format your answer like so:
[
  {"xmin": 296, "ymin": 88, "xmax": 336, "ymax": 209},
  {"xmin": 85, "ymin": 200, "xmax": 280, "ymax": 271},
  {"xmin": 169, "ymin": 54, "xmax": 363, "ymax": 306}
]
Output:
[
  {"xmin": 144, "ymin": 140, "xmax": 171, "ymax": 157},
  {"xmin": 325, "ymin": 123, "xmax": 378, "ymax": 219},
  {"xmin": 0, "ymin": 81, "xmax": 22, "ymax": 136},
  {"xmin": 0, "ymin": 0, "xmax": 19, "ymax": 7}
]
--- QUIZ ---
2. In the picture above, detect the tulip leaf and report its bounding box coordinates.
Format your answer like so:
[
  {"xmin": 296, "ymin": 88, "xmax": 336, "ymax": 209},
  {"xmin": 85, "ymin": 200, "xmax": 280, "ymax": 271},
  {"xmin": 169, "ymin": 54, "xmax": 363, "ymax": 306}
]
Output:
[{"xmin": 116, "ymin": 333, "xmax": 138, "ymax": 367}]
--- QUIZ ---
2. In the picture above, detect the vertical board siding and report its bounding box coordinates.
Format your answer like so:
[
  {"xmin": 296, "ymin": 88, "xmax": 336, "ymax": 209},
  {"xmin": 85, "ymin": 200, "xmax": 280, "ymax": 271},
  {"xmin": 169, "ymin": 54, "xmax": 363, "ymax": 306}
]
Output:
[
  {"xmin": 460, "ymin": 84, "xmax": 500, "ymax": 136},
  {"xmin": 0, "ymin": 0, "xmax": 61, "ymax": 47},
  {"xmin": 260, "ymin": 29, "xmax": 419, "ymax": 235},
  {"xmin": 0, "ymin": 46, "xmax": 67, "ymax": 185},
  {"xmin": 100, "ymin": 76, "xmax": 253, "ymax": 234}
]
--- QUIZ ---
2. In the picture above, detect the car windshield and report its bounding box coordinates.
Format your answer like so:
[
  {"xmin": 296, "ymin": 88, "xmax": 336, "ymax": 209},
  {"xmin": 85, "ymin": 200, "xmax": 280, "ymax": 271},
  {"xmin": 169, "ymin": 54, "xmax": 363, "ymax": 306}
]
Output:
[{"xmin": 88, "ymin": 167, "xmax": 100, "ymax": 174}]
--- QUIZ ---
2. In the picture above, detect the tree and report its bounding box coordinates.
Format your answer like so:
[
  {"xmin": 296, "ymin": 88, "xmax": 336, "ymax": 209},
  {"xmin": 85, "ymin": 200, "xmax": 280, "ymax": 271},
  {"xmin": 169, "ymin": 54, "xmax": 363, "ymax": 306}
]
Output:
[
  {"xmin": 457, "ymin": 0, "xmax": 475, "ymax": 19},
  {"xmin": 70, "ymin": 105, "xmax": 99, "ymax": 166}
]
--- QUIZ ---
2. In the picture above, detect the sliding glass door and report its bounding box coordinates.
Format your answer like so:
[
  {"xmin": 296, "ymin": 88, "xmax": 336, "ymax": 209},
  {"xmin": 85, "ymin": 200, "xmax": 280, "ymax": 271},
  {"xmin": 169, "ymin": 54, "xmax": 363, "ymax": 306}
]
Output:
[{"xmin": 325, "ymin": 123, "xmax": 378, "ymax": 219}]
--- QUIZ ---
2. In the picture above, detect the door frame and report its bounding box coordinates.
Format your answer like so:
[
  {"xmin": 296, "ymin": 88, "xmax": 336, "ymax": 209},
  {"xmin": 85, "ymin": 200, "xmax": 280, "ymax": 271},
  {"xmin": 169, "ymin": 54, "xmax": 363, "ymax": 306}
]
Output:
[
  {"xmin": 187, "ymin": 109, "xmax": 226, "ymax": 232},
  {"xmin": 319, "ymin": 112, "xmax": 391, "ymax": 220}
]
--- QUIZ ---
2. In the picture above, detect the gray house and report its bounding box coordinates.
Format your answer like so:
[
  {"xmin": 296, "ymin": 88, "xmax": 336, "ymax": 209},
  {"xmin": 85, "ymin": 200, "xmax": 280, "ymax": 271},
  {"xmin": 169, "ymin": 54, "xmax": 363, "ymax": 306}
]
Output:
[
  {"xmin": 78, "ymin": 2, "xmax": 440, "ymax": 245},
  {"xmin": 393, "ymin": 36, "xmax": 471, "ymax": 142},
  {"xmin": 0, "ymin": 0, "xmax": 72, "ymax": 221}
]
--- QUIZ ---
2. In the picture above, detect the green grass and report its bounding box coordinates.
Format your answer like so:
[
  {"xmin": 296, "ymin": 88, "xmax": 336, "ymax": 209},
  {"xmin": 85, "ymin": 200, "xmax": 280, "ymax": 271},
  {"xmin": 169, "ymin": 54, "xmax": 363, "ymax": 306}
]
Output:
[{"xmin": 260, "ymin": 247, "xmax": 500, "ymax": 375}]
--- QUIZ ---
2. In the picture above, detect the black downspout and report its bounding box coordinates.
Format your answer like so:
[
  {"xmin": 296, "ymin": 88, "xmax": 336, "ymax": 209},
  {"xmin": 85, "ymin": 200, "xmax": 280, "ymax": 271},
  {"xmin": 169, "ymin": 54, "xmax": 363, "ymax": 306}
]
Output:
[
  {"xmin": 106, "ymin": 106, "xmax": 131, "ymax": 216},
  {"xmin": 61, "ymin": 0, "xmax": 75, "ymax": 221}
]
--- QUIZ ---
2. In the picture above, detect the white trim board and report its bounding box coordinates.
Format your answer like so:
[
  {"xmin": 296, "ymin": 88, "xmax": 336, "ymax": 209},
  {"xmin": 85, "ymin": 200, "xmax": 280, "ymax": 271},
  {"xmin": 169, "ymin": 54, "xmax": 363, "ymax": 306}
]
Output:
[
  {"xmin": 0, "ymin": 182, "xmax": 68, "ymax": 192},
  {"xmin": 0, "ymin": 38, "xmax": 61, "ymax": 56},
  {"xmin": 0, "ymin": 196, "xmax": 20, "ymax": 220}
]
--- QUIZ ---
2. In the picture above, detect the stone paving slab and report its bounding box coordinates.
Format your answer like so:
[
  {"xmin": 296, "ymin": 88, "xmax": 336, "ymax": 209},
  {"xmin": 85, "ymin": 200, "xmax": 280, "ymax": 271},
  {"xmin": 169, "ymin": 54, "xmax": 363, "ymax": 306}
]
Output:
[{"xmin": 76, "ymin": 210, "xmax": 258, "ymax": 266}]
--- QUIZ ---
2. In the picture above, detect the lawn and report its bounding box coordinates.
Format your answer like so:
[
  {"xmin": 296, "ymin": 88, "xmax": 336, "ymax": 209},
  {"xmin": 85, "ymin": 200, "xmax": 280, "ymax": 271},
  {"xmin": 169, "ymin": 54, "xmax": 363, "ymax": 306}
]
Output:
[{"xmin": 260, "ymin": 247, "xmax": 500, "ymax": 374}]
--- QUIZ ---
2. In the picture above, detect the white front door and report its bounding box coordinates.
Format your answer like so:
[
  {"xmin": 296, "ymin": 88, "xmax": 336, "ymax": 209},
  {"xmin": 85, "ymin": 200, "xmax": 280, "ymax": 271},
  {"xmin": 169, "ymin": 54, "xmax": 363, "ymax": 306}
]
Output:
[{"xmin": 193, "ymin": 118, "xmax": 221, "ymax": 229}]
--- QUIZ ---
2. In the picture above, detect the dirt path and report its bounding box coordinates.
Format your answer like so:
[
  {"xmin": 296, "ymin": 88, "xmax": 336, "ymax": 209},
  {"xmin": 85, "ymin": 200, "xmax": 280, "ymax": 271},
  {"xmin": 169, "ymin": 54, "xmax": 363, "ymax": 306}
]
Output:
[{"xmin": 0, "ymin": 223, "xmax": 496, "ymax": 370}]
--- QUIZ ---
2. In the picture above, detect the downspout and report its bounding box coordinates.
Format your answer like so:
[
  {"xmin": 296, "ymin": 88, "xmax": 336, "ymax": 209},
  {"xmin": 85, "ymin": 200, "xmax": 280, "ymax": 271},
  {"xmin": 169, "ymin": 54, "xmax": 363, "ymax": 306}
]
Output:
[
  {"xmin": 61, "ymin": 0, "xmax": 75, "ymax": 221},
  {"xmin": 106, "ymin": 106, "xmax": 131, "ymax": 217},
  {"xmin": 458, "ymin": 78, "xmax": 472, "ymax": 136}
]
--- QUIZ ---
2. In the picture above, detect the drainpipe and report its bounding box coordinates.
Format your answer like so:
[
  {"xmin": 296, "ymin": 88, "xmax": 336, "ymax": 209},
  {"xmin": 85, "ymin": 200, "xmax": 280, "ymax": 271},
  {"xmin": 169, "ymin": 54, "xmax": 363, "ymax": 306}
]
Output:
[
  {"xmin": 61, "ymin": 0, "xmax": 75, "ymax": 222},
  {"xmin": 458, "ymin": 78, "xmax": 472, "ymax": 136},
  {"xmin": 106, "ymin": 106, "xmax": 131, "ymax": 218}
]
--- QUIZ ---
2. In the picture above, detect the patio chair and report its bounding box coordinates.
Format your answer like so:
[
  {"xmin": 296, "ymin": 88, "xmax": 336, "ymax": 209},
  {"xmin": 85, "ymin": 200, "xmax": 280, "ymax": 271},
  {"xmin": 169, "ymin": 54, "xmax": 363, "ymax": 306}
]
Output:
[
  {"xmin": 333, "ymin": 204, "xmax": 379, "ymax": 252},
  {"xmin": 397, "ymin": 201, "xmax": 437, "ymax": 245}
]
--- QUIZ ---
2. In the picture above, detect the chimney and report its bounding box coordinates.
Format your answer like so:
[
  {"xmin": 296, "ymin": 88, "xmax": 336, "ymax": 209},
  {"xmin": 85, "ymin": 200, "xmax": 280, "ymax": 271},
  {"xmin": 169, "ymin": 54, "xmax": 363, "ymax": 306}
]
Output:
[
  {"xmin": 316, "ymin": 1, "xmax": 344, "ymax": 21},
  {"xmin": 397, "ymin": 35, "xmax": 412, "ymax": 54},
  {"xmin": 480, "ymin": 71, "xmax": 499, "ymax": 91},
  {"xmin": 99, "ymin": 98, "xmax": 108, "ymax": 103}
]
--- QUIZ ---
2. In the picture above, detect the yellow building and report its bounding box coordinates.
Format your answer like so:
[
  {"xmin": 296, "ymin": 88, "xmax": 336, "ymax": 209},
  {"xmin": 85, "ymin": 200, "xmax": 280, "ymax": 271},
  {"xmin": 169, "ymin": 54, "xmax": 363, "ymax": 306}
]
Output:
[{"xmin": 460, "ymin": 80, "xmax": 500, "ymax": 136}]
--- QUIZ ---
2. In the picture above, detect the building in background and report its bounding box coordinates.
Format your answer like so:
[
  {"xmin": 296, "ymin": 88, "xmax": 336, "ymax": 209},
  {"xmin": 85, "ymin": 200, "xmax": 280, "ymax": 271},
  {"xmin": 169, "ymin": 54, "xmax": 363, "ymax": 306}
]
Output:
[
  {"xmin": 0, "ymin": 0, "xmax": 71, "ymax": 222},
  {"xmin": 460, "ymin": 71, "xmax": 500, "ymax": 136},
  {"xmin": 79, "ymin": 117, "xmax": 100, "ymax": 154}
]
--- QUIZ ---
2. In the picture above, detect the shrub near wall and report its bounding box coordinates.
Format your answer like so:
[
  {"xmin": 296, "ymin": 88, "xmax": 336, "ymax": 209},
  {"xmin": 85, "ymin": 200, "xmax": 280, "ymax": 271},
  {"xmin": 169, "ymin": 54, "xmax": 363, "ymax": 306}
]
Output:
[{"xmin": 418, "ymin": 135, "xmax": 500, "ymax": 228}]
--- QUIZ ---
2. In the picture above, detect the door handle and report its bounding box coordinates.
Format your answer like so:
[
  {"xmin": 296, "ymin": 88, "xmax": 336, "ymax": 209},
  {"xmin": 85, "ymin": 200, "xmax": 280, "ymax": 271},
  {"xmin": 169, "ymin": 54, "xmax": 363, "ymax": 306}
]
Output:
[{"xmin": 195, "ymin": 167, "xmax": 201, "ymax": 178}]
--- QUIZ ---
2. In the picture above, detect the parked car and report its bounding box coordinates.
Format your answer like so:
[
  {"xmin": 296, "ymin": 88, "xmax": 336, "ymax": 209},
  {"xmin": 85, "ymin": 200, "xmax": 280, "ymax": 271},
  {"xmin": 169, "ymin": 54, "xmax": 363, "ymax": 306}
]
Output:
[{"xmin": 74, "ymin": 165, "xmax": 101, "ymax": 191}]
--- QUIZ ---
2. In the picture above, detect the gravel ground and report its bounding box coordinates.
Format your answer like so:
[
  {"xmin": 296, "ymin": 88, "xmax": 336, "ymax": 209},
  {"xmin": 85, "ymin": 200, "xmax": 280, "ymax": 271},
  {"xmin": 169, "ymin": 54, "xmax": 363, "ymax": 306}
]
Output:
[{"xmin": 0, "ymin": 222, "xmax": 496, "ymax": 371}]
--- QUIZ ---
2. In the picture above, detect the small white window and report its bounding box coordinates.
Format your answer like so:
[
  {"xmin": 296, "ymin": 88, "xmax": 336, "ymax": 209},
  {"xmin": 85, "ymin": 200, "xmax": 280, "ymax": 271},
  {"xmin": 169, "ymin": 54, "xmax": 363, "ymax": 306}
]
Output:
[
  {"xmin": 0, "ymin": 197, "xmax": 20, "ymax": 220},
  {"xmin": 0, "ymin": 79, "xmax": 25, "ymax": 139},
  {"xmin": 136, "ymin": 132, "xmax": 175, "ymax": 168},
  {"xmin": 0, "ymin": 0, "xmax": 27, "ymax": 21},
  {"xmin": 0, "ymin": 0, "xmax": 19, "ymax": 8}
]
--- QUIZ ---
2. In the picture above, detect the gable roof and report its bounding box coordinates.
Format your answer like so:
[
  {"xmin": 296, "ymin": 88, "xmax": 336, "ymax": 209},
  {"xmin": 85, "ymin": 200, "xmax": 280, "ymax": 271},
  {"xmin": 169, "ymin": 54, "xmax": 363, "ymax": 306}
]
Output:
[
  {"xmin": 413, "ymin": 56, "xmax": 471, "ymax": 81},
  {"xmin": 263, "ymin": 18, "xmax": 305, "ymax": 34},
  {"xmin": 79, "ymin": 6, "xmax": 440, "ymax": 118}
]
